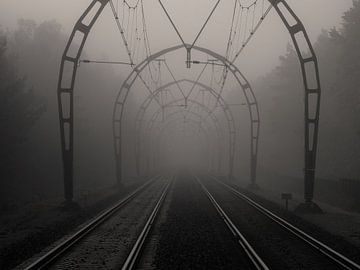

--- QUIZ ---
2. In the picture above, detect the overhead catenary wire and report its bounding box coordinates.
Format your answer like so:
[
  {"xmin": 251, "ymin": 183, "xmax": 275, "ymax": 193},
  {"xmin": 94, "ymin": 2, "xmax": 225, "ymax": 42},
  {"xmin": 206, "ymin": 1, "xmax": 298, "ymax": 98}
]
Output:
[
  {"xmin": 109, "ymin": 0, "xmax": 134, "ymax": 65},
  {"xmin": 88, "ymin": 0, "xmax": 271, "ymax": 115},
  {"xmin": 157, "ymin": 0, "xmax": 222, "ymax": 67},
  {"xmin": 225, "ymin": 0, "xmax": 238, "ymax": 61},
  {"xmin": 213, "ymin": 0, "xmax": 272, "ymax": 109},
  {"xmin": 163, "ymin": 60, "xmax": 186, "ymax": 99},
  {"xmin": 190, "ymin": 0, "xmax": 222, "ymax": 49},
  {"xmin": 186, "ymin": 63, "xmax": 209, "ymax": 100},
  {"xmin": 109, "ymin": 0, "xmax": 162, "ymax": 106},
  {"xmin": 141, "ymin": 0, "xmax": 161, "ymax": 85},
  {"xmin": 232, "ymin": 5, "xmax": 272, "ymax": 62},
  {"xmin": 227, "ymin": 0, "xmax": 273, "ymax": 63},
  {"xmin": 79, "ymin": 59, "xmax": 133, "ymax": 66}
]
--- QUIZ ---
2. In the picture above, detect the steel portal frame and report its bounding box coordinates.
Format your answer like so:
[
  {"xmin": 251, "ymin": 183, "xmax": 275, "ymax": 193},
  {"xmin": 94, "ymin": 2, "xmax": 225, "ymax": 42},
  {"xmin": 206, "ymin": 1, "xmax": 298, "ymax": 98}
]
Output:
[
  {"xmin": 134, "ymin": 79, "xmax": 235, "ymax": 176},
  {"xmin": 57, "ymin": 0, "xmax": 320, "ymax": 206},
  {"xmin": 113, "ymin": 44, "xmax": 259, "ymax": 189},
  {"xmin": 145, "ymin": 100, "xmax": 223, "ymax": 175},
  {"xmin": 143, "ymin": 108, "xmax": 221, "ymax": 175}
]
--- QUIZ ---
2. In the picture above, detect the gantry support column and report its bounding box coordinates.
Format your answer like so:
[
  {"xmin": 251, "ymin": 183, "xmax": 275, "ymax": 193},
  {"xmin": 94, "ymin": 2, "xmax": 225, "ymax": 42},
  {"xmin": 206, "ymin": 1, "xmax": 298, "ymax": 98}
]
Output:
[
  {"xmin": 133, "ymin": 79, "xmax": 235, "ymax": 177},
  {"xmin": 113, "ymin": 45, "xmax": 259, "ymax": 189},
  {"xmin": 269, "ymin": 0, "xmax": 322, "ymax": 212},
  {"xmin": 57, "ymin": 0, "xmax": 108, "ymax": 203}
]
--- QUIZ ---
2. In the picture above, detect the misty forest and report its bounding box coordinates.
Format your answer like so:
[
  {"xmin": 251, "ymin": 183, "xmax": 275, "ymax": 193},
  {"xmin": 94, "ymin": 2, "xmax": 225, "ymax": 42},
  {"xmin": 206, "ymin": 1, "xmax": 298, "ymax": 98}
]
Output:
[{"xmin": 1, "ymin": 1, "xmax": 360, "ymax": 269}]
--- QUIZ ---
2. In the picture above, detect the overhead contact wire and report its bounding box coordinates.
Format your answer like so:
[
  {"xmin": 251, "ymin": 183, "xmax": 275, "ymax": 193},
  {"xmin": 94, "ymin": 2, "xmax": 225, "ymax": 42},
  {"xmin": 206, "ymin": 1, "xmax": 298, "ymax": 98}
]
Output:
[{"xmin": 109, "ymin": 0, "xmax": 162, "ymax": 106}]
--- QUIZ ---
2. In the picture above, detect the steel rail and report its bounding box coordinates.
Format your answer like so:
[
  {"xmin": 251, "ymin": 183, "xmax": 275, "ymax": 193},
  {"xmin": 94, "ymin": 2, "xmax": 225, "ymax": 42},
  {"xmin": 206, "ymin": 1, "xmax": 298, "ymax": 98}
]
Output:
[
  {"xmin": 212, "ymin": 176, "xmax": 360, "ymax": 270},
  {"xmin": 121, "ymin": 177, "xmax": 173, "ymax": 270},
  {"xmin": 24, "ymin": 175, "xmax": 162, "ymax": 270},
  {"xmin": 195, "ymin": 176, "xmax": 269, "ymax": 270}
]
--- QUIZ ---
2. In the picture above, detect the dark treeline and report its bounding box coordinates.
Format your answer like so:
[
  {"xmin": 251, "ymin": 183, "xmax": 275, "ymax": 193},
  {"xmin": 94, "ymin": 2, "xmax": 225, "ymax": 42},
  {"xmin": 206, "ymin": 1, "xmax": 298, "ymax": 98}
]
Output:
[
  {"xmin": 254, "ymin": 0, "xmax": 360, "ymax": 182},
  {"xmin": 0, "ymin": 24, "xmax": 45, "ymax": 203},
  {"xmin": 0, "ymin": 20, "xmax": 138, "ymax": 207}
]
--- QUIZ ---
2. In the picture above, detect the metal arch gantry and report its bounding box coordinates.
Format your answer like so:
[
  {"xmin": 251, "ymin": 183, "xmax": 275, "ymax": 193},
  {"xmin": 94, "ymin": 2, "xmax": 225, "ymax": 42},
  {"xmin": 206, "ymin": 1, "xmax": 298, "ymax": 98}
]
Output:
[
  {"xmin": 57, "ymin": 0, "xmax": 321, "ymax": 210},
  {"xmin": 269, "ymin": 0, "xmax": 322, "ymax": 211},
  {"xmin": 57, "ymin": 0, "xmax": 108, "ymax": 202},
  {"xmin": 113, "ymin": 44, "xmax": 260, "ymax": 187},
  {"xmin": 148, "ymin": 104, "xmax": 222, "ymax": 167},
  {"xmin": 140, "ymin": 103, "xmax": 223, "ymax": 176},
  {"xmin": 143, "ymin": 99, "xmax": 224, "ymax": 175},
  {"xmin": 133, "ymin": 79, "xmax": 236, "ymax": 177}
]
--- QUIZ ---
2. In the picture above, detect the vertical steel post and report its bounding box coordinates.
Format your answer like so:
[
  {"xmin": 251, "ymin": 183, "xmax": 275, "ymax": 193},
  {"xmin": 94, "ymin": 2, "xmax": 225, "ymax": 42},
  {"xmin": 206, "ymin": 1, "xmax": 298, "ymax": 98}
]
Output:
[
  {"xmin": 57, "ymin": 0, "xmax": 108, "ymax": 203},
  {"xmin": 269, "ymin": 0, "xmax": 321, "ymax": 210}
]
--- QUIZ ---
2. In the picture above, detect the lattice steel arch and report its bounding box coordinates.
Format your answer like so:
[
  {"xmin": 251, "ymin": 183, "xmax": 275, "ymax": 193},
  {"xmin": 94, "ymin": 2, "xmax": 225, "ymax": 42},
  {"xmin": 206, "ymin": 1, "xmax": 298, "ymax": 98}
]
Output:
[
  {"xmin": 113, "ymin": 44, "xmax": 259, "ymax": 188},
  {"xmin": 142, "ymin": 105, "xmax": 222, "ymax": 175},
  {"xmin": 58, "ymin": 0, "xmax": 320, "ymax": 209},
  {"xmin": 144, "ymin": 100, "xmax": 223, "ymax": 175},
  {"xmin": 147, "ymin": 103, "xmax": 222, "ymax": 167},
  {"xmin": 134, "ymin": 79, "xmax": 235, "ymax": 176},
  {"xmin": 270, "ymin": 0, "xmax": 322, "ymax": 210}
]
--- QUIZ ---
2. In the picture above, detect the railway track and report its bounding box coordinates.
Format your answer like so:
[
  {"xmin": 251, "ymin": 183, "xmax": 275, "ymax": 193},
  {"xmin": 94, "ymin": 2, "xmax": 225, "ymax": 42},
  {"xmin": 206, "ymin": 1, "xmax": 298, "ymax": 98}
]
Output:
[
  {"xmin": 23, "ymin": 175, "xmax": 170, "ymax": 270},
  {"xmin": 144, "ymin": 174, "xmax": 257, "ymax": 269},
  {"xmin": 196, "ymin": 176, "xmax": 269, "ymax": 270},
  {"xmin": 121, "ymin": 177, "xmax": 173, "ymax": 270},
  {"xmin": 20, "ymin": 174, "xmax": 360, "ymax": 269},
  {"xmin": 199, "ymin": 176, "xmax": 360, "ymax": 270}
]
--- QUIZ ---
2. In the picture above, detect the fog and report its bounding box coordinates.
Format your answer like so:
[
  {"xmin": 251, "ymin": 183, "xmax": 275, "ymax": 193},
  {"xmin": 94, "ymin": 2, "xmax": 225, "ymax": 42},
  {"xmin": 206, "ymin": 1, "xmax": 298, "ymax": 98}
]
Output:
[
  {"xmin": 0, "ymin": 0, "xmax": 359, "ymax": 213},
  {"xmin": 0, "ymin": 0, "xmax": 352, "ymax": 78}
]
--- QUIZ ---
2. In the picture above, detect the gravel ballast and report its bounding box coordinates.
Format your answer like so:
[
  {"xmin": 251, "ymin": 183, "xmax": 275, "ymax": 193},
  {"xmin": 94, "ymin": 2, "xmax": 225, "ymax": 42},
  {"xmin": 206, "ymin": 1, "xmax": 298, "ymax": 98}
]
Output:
[
  {"xmin": 204, "ymin": 178, "xmax": 355, "ymax": 269},
  {"xmin": 153, "ymin": 175, "xmax": 255, "ymax": 270}
]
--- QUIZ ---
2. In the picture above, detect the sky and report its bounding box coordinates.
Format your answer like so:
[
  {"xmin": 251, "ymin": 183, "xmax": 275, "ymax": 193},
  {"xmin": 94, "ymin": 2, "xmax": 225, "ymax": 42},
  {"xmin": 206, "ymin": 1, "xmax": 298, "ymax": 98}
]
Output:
[{"xmin": 0, "ymin": 0, "xmax": 354, "ymax": 80}]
